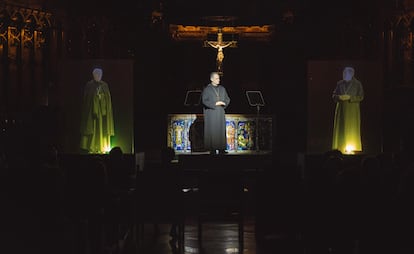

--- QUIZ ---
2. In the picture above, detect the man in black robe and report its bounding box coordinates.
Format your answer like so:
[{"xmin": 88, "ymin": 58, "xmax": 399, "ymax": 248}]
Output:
[{"xmin": 201, "ymin": 72, "xmax": 230, "ymax": 155}]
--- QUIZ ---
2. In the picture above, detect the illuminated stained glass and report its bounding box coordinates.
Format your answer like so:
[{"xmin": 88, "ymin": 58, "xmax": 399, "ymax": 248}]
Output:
[
  {"xmin": 167, "ymin": 114, "xmax": 272, "ymax": 153},
  {"xmin": 226, "ymin": 120, "xmax": 236, "ymax": 151},
  {"xmin": 237, "ymin": 121, "xmax": 255, "ymax": 150}
]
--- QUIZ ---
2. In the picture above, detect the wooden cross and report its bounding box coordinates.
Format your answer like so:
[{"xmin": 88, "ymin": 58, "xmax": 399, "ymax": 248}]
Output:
[{"xmin": 204, "ymin": 28, "xmax": 237, "ymax": 75}]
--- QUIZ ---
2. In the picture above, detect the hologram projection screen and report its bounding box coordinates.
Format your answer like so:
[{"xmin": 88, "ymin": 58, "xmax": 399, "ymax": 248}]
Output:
[
  {"xmin": 58, "ymin": 59, "xmax": 134, "ymax": 154},
  {"xmin": 306, "ymin": 60, "xmax": 382, "ymax": 155}
]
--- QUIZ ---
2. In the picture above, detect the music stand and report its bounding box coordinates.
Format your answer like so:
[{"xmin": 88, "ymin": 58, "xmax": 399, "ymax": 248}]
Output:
[
  {"xmin": 246, "ymin": 91, "xmax": 265, "ymax": 152},
  {"xmin": 184, "ymin": 90, "xmax": 202, "ymax": 106}
]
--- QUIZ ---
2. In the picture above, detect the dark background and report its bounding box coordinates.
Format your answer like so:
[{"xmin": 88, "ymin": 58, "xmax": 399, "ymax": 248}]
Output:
[{"xmin": 1, "ymin": 0, "xmax": 414, "ymax": 155}]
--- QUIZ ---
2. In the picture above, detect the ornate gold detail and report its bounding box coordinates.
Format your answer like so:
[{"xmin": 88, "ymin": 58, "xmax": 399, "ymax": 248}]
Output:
[
  {"xmin": 169, "ymin": 24, "xmax": 275, "ymax": 42},
  {"xmin": 0, "ymin": 3, "xmax": 52, "ymax": 48},
  {"xmin": 204, "ymin": 28, "xmax": 237, "ymax": 74}
]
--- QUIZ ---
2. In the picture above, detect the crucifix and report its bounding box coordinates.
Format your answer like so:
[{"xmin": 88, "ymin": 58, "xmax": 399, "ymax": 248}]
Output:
[{"xmin": 204, "ymin": 27, "xmax": 237, "ymax": 75}]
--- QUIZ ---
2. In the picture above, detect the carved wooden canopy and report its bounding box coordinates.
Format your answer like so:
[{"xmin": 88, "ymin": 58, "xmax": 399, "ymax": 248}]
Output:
[
  {"xmin": 169, "ymin": 24, "xmax": 275, "ymax": 42},
  {"xmin": 169, "ymin": 16, "xmax": 275, "ymax": 42}
]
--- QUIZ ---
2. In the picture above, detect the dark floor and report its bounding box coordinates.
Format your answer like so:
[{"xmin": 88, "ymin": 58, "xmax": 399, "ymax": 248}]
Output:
[
  {"xmin": 75, "ymin": 216, "xmax": 304, "ymax": 254},
  {"xmin": 4, "ymin": 151, "xmax": 414, "ymax": 254},
  {"xmin": 128, "ymin": 217, "xmax": 261, "ymax": 254}
]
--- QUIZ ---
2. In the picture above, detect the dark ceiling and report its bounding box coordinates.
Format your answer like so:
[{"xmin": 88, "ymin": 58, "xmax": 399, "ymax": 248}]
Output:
[{"xmin": 50, "ymin": 0, "xmax": 390, "ymax": 28}]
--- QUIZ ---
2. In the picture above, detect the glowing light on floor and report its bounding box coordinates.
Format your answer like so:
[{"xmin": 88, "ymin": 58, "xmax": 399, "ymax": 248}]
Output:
[
  {"xmin": 344, "ymin": 144, "xmax": 355, "ymax": 154},
  {"xmin": 104, "ymin": 145, "xmax": 112, "ymax": 153},
  {"xmin": 225, "ymin": 247, "xmax": 239, "ymax": 253},
  {"xmin": 184, "ymin": 246, "xmax": 198, "ymax": 253}
]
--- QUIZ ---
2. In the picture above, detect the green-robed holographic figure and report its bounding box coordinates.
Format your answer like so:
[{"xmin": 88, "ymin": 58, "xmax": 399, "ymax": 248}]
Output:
[
  {"xmin": 332, "ymin": 67, "xmax": 364, "ymax": 154},
  {"xmin": 80, "ymin": 68, "xmax": 114, "ymax": 153}
]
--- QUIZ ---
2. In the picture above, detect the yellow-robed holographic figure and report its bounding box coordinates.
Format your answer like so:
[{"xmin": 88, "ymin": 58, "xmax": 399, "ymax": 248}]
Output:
[
  {"xmin": 332, "ymin": 67, "xmax": 364, "ymax": 154},
  {"xmin": 80, "ymin": 68, "xmax": 114, "ymax": 153}
]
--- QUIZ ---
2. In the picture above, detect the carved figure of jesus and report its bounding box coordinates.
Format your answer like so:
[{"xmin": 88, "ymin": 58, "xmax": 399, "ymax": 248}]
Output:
[{"xmin": 205, "ymin": 29, "xmax": 237, "ymax": 74}]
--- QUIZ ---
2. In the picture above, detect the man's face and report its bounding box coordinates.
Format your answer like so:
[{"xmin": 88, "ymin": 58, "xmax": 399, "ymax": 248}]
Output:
[
  {"xmin": 343, "ymin": 68, "xmax": 354, "ymax": 81},
  {"xmin": 93, "ymin": 68, "xmax": 103, "ymax": 81},
  {"xmin": 211, "ymin": 74, "xmax": 220, "ymax": 85}
]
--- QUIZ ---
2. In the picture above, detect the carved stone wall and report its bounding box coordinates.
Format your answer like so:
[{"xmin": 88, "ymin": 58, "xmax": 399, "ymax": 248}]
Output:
[{"xmin": 0, "ymin": 2, "xmax": 54, "ymax": 114}]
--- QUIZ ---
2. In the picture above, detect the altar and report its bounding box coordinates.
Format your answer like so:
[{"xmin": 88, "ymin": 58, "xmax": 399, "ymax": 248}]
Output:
[{"xmin": 167, "ymin": 114, "xmax": 273, "ymax": 153}]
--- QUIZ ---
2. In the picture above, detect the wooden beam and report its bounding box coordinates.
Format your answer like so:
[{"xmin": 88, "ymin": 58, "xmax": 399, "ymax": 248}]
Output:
[{"xmin": 169, "ymin": 24, "xmax": 275, "ymax": 42}]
